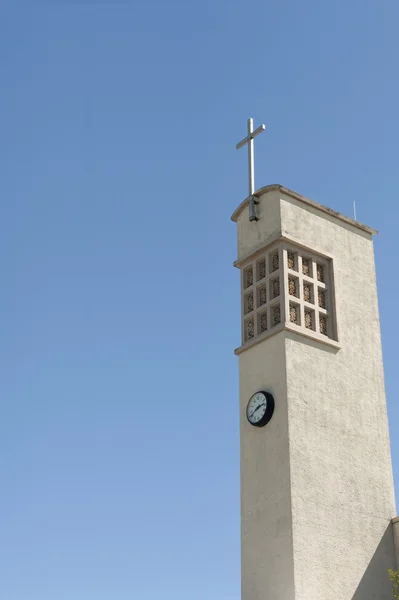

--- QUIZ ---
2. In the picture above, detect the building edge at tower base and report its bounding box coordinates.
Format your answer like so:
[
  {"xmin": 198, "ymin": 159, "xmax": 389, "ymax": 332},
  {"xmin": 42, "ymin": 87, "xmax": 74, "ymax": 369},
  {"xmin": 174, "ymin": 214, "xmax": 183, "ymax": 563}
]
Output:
[{"xmin": 393, "ymin": 517, "xmax": 399, "ymax": 570}]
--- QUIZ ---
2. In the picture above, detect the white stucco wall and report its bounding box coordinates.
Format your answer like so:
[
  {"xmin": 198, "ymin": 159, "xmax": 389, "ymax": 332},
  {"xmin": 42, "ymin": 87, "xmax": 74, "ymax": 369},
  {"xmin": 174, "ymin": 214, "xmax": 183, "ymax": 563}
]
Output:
[
  {"xmin": 236, "ymin": 189, "xmax": 282, "ymax": 263},
  {"xmin": 240, "ymin": 334, "xmax": 295, "ymax": 600},
  {"xmin": 280, "ymin": 193, "xmax": 396, "ymax": 599},
  {"xmin": 236, "ymin": 188, "xmax": 396, "ymax": 600}
]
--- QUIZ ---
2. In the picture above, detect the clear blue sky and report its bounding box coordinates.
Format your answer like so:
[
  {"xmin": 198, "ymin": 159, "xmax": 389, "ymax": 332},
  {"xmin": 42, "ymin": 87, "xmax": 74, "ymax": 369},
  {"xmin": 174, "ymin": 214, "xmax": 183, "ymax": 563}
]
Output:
[{"xmin": 1, "ymin": 3, "xmax": 398, "ymax": 599}]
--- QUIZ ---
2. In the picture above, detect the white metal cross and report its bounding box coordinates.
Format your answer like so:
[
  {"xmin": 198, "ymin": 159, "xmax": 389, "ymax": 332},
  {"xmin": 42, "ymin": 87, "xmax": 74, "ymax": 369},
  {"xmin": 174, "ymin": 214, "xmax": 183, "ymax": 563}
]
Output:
[{"xmin": 236, "ymin": 118, "xmax": 266, "ymax": 221}]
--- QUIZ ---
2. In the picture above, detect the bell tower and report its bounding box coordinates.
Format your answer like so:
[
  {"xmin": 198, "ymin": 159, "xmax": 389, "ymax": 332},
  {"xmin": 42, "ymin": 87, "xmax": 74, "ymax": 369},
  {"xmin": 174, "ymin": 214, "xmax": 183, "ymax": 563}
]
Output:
[{"xmin": 231, "ymin": 183, "xmax": 398, "ymax": 600}]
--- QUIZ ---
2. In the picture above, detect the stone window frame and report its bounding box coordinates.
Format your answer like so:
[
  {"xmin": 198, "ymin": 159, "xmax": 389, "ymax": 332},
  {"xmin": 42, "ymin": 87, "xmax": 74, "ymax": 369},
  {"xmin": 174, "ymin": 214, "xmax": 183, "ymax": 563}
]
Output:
[{"xmin": 241, "ymin": 241, "xmax": 337, "ymax": 345}]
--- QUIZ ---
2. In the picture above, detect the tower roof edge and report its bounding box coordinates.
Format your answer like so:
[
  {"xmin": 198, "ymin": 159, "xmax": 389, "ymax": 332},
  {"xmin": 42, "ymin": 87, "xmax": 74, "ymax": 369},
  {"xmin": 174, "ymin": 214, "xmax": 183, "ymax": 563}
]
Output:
[{"xmin": 230, "ymin": 184, "xmax": 377, "ymax": 236}]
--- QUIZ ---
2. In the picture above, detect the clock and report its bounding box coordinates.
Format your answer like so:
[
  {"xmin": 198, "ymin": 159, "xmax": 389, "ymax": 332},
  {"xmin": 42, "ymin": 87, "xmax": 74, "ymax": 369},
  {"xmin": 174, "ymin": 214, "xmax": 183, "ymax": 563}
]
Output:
[{"xmin": 246, "ymin": 391, "xmax": 274, "ymax": 427}]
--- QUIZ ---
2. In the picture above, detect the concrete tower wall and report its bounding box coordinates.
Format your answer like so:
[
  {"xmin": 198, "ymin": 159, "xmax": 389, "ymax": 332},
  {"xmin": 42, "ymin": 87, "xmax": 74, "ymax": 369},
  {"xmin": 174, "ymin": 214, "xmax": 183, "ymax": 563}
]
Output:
[{"xmin": 233, "ymin": 186, "xmax": 397, "ymax": 600}]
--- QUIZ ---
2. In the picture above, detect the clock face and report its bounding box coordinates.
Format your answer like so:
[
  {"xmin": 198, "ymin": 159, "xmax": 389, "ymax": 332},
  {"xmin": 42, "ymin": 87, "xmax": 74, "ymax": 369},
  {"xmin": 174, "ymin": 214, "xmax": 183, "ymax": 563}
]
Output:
[{"xmin": 246, "ymin": 391, "xmax": 274, "ymax": 427}]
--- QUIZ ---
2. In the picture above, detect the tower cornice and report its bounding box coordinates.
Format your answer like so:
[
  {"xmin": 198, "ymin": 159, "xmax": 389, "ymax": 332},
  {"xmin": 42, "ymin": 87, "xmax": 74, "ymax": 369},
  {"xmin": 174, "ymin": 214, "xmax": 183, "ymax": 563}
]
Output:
[{"xmin": 230, "ymin": 184, "xmax": 377, "ymax": 236}]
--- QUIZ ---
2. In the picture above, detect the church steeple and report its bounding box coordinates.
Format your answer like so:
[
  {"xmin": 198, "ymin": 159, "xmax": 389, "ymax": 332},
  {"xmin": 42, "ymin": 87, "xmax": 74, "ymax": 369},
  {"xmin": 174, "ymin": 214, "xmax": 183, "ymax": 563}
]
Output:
[{"xmin": 233, "ymin": 181, "xmax": 398, "ymax": 599}]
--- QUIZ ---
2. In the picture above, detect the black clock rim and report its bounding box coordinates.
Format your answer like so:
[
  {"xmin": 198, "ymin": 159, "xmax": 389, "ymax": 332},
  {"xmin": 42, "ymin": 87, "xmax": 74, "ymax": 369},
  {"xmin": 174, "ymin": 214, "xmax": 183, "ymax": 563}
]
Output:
[{"xmin": 246, "ymin": 391, "xmax": 274, "ymax": 427}]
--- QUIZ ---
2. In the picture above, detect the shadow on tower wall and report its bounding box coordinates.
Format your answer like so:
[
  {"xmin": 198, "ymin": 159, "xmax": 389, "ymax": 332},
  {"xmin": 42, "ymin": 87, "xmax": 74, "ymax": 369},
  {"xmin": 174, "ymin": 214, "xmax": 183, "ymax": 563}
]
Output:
[{"xmin": 352, "ymin": 524, "xmax": 396, "ymax": 600}]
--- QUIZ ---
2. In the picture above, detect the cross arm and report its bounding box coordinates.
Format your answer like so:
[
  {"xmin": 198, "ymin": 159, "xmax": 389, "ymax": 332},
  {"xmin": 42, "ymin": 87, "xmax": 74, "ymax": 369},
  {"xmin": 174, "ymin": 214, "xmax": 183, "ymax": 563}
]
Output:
[{"xmin": 236, "ymin": 124, "xmax": 266, "ymax": 150}]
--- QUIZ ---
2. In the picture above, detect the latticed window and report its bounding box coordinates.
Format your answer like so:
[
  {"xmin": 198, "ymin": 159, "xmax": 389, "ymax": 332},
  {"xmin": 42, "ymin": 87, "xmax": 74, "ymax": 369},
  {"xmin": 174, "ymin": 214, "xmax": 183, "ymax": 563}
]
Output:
[
  {"xmin": 303, "ymin": 282, "xmax": 313, "ymax": 303},
  {"xmin": 289, "ymin": 303, "xmax": 300, "ymax": 324},
  {"xmin": 302, "ymin": 258, "xmax": 311, "ymax": 276},
  {"xmin": 319, "ymin": 315, "xmax": 328, "ymax": 336},
  {"xmin": 285, "ymin": 245, "xmax": 332, "ymax": 339},
  {"xmin": 272, "ymin": 304, "xmax": 281, "ymax": 326},
  {"xmin": 257, "ymin": 258, "xmax": 266, "ymax": 281},
  {"xmin": 240, "ymin": 243, "xmax": 335, "ymax": 345},
  {"xmin": 316, "ymin": 263, "xmax": 325, "ymax": 283},
  {"xmin": 288, "ymin": 277, "xmax": 299, "ymax": 298},
  {"xmin": 305, "ymin": 309, "xmax": 314, "ymax": 330},
  {"xmin": 258, "ymin": 285, "xmax": 267, "ymax": 307},
  {"xmin": 244, "ymin": 292, "xmax": 254, "ymax": 314},
  {"xmin": 244, "ymin": 317, "xmax": 254, "ymax": 341},
  {"xmin": 259, "ymin": 311, "xmax": 267, "ymax": 333},
  {"xmin": 244, "ymin": 266, "xmax": 253, "ymax": 289},
  {"xmin": 318, "ymin": 289, "xmax": 326, "ymax": 309},
  {"xmin": 287, "ymin": 251, "xmax": 297, "ymax": 271},
  {"xmin": 271, "ymin": 278, "xmax": 280, "ymax": 299},
  {"xmin": 271, "ymin": 251, "xmax": 279, "ymax": 272},
  {"xmin": 241, "ymin": 245, "xmax": 282, "ymax": 341}
]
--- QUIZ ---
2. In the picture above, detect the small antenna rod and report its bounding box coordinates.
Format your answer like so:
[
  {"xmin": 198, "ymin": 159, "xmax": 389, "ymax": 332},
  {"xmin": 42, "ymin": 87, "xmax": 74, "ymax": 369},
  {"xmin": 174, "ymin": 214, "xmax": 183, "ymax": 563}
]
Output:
[{"xmin": 353, "ymin": 200, "xmax": 357, "ymax": 221}]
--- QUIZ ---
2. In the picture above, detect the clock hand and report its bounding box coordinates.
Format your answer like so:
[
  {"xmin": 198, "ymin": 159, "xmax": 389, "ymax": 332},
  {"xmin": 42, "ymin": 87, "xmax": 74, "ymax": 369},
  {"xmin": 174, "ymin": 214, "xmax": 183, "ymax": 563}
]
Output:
[{"xmin": 250, "ymin": 403, "xmax": 265, "ymax": 417}]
